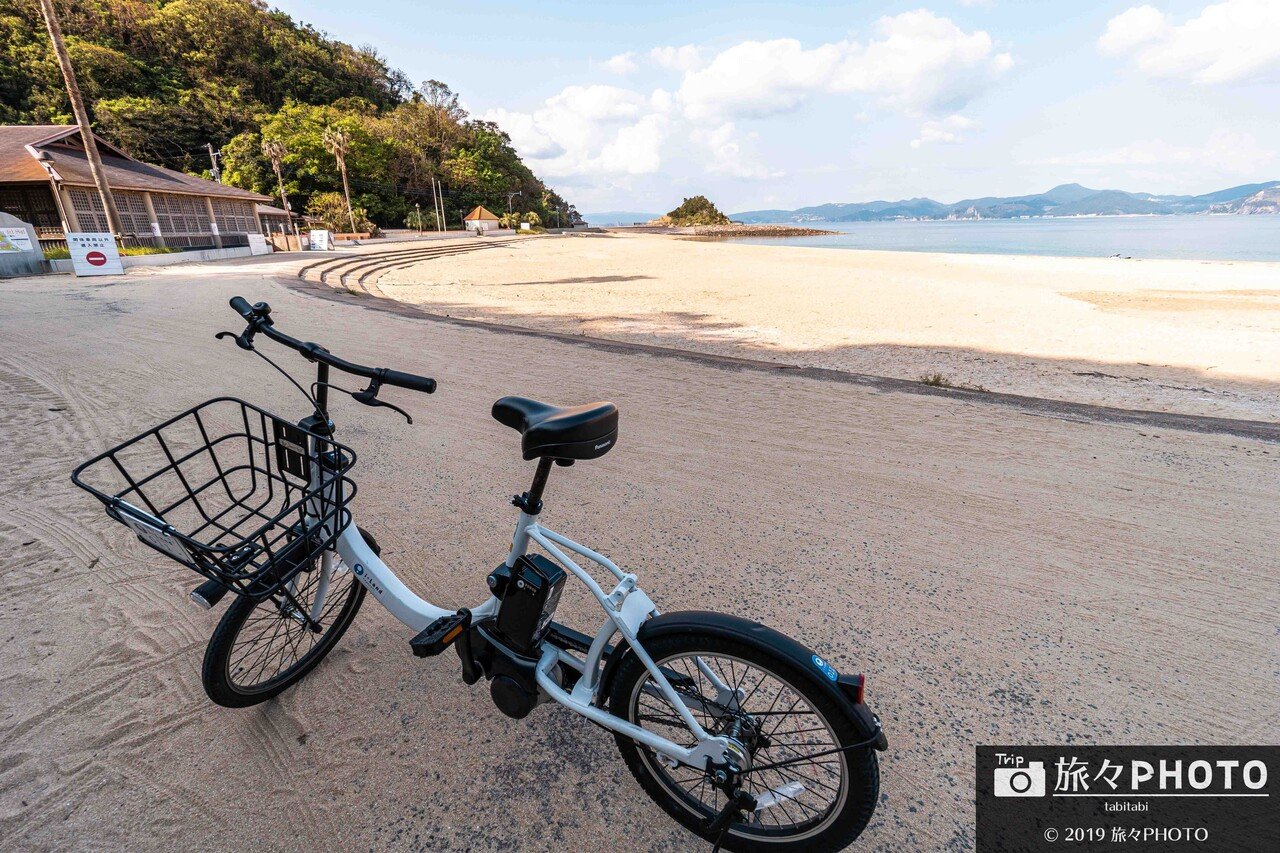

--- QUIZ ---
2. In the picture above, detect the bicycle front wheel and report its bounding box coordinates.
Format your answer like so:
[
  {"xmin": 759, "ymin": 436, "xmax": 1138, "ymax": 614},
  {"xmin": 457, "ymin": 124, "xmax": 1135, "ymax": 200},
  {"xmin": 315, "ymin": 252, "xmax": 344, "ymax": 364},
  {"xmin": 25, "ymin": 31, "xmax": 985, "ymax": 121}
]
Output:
[
  {"xmin": 608, "ymin": 631, "xmax": 879, "ymax": 852},
  {"xmin": 201, "ymin": 533, "xmax": 371, "ymax": 707}
]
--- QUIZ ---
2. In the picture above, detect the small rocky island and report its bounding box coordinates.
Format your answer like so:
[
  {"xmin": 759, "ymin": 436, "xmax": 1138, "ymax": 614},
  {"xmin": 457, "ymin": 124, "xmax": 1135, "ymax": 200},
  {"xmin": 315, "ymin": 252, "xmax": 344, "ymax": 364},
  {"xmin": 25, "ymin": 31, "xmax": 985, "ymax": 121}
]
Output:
[{"xmin": 641, "ymin": 196, "xmax": 836, "ymax": 237}]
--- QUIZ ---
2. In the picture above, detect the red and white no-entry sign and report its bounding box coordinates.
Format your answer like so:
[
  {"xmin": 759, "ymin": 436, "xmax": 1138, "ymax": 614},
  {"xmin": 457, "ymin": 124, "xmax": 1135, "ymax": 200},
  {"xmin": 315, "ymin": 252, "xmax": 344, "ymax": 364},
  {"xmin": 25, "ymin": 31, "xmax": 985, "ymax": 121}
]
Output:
[{"xmin": 66, "ymin": 233, "xmax": 123, "ymax": 276}]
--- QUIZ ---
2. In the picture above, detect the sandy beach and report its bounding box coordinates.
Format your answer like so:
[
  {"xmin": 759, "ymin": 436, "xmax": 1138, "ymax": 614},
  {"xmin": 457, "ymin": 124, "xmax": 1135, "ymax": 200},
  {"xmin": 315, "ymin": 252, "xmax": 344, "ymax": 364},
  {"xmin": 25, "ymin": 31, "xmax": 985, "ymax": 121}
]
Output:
[
  {"xmin": 374, "ymin": 232, "xmax": 1280, "ymax": 420},
  {"xmin": 0, "ymin": 250, "xmax": 1276, "ymax": 850}
]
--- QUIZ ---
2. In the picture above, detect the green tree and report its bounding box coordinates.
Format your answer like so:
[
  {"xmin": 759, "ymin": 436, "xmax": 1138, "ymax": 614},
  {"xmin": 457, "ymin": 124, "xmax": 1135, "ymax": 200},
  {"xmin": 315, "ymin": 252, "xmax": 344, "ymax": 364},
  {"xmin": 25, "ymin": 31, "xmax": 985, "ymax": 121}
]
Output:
[
  {"xmin": 322, "ymin": 124, "xmax": 357, "ymax": 233},
  {"xmin": 405, "ymin": 206, "xmax": 436, "ymax": 231},
  {"xmin": 306, "ymin": 191, "xmax": 374, "ymax": 234},
  {"xmin": 0, "ymin": 2, "xmax": 571, "ymax": 227},
  {"xmin": 667, "ymin": 195, "xmax": 730, "ymax": 226}
]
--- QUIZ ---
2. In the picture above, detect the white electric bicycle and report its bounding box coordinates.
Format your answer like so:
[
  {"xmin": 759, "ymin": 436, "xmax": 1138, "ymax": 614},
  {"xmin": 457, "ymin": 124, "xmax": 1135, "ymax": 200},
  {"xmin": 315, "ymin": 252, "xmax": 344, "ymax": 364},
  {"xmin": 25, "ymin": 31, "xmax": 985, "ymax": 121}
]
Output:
[{"xmin": 73, "ymin": 297, "xmax": 887, "ymax": 852}]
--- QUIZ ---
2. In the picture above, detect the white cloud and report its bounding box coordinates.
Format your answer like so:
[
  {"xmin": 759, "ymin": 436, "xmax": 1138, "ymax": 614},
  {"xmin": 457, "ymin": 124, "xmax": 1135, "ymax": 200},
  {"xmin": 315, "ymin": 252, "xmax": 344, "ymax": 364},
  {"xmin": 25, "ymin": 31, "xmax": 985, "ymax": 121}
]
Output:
[
  {"xmin": 492, "ymin": 12, "xmax": 1012, "ymax": 192},
  {"xmin": 602, "ymin": 52, "xmax": 639, "ymax": 75},
  {"xmin": 481, "ymin": 85, "xmax": 666, "ymax": 179},
  {"xmin": 1099, "ymin": 0, "xmax": 1280, "ymax": 84},
  {"xmin": 831, "ymin": 10, "xmax": 1014, "ymax": 114},
  {"xmin": 911, "ymin": 114, "xmax": 979, "ymax": 149},
  {"xmin": 1032, "ymin": 129, "xmax": 1275, "ymax": 174},
  {"xmin": 690, "ymin": 122, "xmax": 781, "ymax": 180},
  {"xmin": 650, "ymin": 44, "xmax": 704, "ymax": 72},
  {"xmin": 1098, "ymin": 5, "xmax": 1168, "ymax": 55},
  {"xmin": 677, "ymin": 39, "xmax": 845, "ymax": 120},
  {"xmin": 676, "ymin": 10, "xmax": 1012, "ymax": 120},
  {"xmin": 598, "ymin": 114, "xmax": 670, "ymax": 174},
  {"xmin": 481, "ymin": 108, "xmax": 564, "ymax": 159}
]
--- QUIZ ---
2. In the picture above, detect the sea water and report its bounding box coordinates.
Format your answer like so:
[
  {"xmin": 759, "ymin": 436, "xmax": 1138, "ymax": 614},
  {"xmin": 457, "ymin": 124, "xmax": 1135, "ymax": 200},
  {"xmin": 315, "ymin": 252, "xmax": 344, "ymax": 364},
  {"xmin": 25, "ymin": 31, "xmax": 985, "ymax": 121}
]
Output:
[{"xmin": 729, "ymin": 214, "xmax": 1280, "ymax": 262}]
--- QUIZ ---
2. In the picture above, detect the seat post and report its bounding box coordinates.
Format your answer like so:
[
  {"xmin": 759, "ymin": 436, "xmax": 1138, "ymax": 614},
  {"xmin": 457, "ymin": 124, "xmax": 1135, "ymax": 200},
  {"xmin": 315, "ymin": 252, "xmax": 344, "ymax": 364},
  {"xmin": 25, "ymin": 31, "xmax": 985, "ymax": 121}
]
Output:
[{"xmin": 514, "ymin": 457, "xmax": 555, "ymax": 515}]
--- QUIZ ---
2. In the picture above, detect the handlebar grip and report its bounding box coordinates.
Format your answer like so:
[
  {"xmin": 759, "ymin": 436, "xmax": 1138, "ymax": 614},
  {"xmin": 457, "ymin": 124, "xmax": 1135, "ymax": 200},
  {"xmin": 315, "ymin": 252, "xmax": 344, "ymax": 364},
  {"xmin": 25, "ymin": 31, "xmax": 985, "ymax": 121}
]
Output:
[
  {"xmin": 229, "ymin": 296, "xmax": 257, "ymax": 322},
  {"xmin": 381, "ymin": 369, "xmax": 436, "ymax": 394}
]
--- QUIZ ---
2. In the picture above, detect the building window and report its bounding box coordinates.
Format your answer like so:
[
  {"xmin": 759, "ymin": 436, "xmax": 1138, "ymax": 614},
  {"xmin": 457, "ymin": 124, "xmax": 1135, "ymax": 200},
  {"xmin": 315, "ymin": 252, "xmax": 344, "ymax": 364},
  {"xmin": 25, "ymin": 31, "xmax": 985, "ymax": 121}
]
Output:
[
  {"xmin": 0, "ymin": 186, "xmax": 62, "ymax": 229},
  {"xmin": 68, "ymin": 188, "xmax": 109, "ymax": 232},
  {"xmin": 116, "ymin": 191, "xmax": 152, "ymax": 234},
  {"xmin": 212, "ymin": 198, "xmax": 259, "ymax": 234}
]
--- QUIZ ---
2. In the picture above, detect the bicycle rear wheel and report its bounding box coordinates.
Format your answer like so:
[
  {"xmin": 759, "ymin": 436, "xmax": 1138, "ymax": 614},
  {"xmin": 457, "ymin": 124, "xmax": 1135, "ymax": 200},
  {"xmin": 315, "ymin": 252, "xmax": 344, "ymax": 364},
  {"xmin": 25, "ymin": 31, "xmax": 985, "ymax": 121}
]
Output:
[
  {"xmin": 200, "ymin": 529, "xmax": 374, "ymax": 707},
  {"xmin": 608, "ymin": 631, "xmax": 879, "ymax": 852}
]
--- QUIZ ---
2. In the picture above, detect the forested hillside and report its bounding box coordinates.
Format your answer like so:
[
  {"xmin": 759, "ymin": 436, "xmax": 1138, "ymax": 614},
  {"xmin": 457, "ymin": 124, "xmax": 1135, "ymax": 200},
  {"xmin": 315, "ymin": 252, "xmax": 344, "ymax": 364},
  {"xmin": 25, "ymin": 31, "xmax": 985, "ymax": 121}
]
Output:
[{"xmin": 0, "ymin": 0, "xmax": 572, "ymax": 227}]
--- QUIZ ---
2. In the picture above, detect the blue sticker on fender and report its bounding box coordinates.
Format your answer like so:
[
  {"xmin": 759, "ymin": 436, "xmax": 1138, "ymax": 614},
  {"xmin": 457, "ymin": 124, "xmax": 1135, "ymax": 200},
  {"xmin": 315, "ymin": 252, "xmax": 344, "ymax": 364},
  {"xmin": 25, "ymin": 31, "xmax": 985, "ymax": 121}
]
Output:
[{"xmin": 812, "ymin": 654, "xmax": 839, "ymax": 681}]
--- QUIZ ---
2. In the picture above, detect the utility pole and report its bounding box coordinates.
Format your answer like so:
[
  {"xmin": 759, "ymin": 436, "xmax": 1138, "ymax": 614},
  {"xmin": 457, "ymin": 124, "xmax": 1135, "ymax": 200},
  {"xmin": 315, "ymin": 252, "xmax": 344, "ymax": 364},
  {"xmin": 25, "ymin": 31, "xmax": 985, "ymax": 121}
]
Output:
[
  {"xmin": 435, "ymin": 178, "xmax": 445, "ymax": 232},
  {"xmin": 506, "ymin": 190, "xmax": 521, "ymax": 215},
  {"xmin": 37, "ymin": 0, "xmax": 123, "ymax": 237},
  {"xmin": 428, "ymin": 178, "xmax": 440, "ymax": 232},
  {"xmin": 205, "ymin": 143, "xmax": 221, "ymax": 182}
]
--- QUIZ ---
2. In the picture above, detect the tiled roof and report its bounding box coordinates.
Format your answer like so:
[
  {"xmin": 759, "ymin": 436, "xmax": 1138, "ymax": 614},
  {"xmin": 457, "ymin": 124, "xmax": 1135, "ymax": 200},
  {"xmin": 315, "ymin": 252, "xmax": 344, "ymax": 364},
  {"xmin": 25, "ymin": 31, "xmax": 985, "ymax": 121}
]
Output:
[
  {"xmin": 464, "ymin": 205, "xmax": 500, "ymax": 221},
  {"xmin": 0, "ymin": 125, "xmax": 269, "ymax": 202},
  {"xmin": 0, "ymin": 125, "xmax": 75, "ymax": 183}
]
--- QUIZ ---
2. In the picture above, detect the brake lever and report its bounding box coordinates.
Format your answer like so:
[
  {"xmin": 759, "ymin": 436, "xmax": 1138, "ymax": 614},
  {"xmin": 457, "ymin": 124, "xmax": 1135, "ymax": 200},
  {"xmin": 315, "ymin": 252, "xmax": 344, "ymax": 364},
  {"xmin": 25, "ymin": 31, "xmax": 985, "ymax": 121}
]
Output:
[
  {"xmin": 352, "ymin": 376, "xmax": 414, "ymax": 424},
  {"xmin": 215, "ymin": 325, "xmax": 256, "ymax": 351}
]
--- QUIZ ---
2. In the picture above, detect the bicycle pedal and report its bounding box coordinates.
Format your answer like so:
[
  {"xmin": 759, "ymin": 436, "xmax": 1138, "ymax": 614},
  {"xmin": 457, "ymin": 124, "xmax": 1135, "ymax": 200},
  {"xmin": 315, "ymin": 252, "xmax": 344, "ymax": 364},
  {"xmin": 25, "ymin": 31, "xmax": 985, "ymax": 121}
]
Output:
[{"xmin": 409, "ymin": 611, "xmax": 471, "ymax": 658}]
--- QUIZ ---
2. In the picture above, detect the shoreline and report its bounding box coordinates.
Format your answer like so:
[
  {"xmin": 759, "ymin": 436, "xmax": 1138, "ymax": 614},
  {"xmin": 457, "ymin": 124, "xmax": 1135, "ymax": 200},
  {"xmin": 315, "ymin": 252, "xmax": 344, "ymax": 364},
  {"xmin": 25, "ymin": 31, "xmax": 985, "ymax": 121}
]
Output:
[
  {"xmin": 373, "ymin": 232, "xmax": 1280, "ymax": 420},
  {"xmin": 286, "ymin": 271, "xmax": 1280, "ymax": 444}
]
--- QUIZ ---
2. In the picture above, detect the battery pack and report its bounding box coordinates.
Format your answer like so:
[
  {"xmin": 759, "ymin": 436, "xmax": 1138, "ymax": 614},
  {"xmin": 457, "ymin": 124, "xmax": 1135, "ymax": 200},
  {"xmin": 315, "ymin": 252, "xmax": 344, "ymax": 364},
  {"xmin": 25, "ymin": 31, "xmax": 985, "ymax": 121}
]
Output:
[{"xmin": 490, "ymin": 554, "xmax": 567, "ymax": 656}]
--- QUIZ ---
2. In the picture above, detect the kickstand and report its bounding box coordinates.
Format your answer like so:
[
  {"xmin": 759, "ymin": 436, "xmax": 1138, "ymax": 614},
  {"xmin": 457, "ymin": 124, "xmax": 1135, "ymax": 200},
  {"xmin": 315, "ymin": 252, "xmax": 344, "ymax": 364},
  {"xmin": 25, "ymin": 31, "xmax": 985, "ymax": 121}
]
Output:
[{"xmin": 708, "ymin": 789, "xmax": 756, "ymax": 852}]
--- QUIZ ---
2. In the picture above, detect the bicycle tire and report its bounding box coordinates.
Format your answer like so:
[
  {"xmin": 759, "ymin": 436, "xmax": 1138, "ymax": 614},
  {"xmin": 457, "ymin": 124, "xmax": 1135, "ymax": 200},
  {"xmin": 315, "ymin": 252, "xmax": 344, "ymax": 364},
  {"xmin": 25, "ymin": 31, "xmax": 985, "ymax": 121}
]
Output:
[
  {"xmin": 200, "ymin": 528, "xmax": 374, "ymax": 707},
  {"xmin": 608, "ymin": 631, "xmax": 879, "ymax": 852}
]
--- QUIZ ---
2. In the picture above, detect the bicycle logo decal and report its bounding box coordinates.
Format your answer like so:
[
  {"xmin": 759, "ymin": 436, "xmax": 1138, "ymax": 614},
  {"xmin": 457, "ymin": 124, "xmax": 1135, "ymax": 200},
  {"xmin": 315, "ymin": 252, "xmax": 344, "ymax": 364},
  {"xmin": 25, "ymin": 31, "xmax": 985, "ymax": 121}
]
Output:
[{"xmin": 812, "ymin": 654, "xmax": 839, "ymax": 681}]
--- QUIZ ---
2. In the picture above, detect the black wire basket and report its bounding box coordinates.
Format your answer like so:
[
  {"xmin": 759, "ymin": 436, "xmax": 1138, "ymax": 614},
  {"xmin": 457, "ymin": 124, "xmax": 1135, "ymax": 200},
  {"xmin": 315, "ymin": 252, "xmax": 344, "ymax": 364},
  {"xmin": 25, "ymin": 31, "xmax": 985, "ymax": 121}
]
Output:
[{"xmin": 72, "ymin": 398, "xmax": 356, "ymax": 602}]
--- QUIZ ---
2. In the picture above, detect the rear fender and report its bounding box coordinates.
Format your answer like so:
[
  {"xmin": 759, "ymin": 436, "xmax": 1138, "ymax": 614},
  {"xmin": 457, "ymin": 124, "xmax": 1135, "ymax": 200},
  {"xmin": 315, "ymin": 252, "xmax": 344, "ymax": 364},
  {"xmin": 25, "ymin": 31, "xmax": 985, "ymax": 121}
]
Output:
[{"xmin": 598, "ymin": 610, "xmax": 887, "ymax": 750}]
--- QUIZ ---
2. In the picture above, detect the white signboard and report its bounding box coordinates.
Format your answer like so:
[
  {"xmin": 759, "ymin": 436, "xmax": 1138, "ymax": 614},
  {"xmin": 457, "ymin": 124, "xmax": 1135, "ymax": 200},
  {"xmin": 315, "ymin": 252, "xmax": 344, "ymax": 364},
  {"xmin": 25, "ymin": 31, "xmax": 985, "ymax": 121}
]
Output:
[
  {"xmin": 0, "ymin": 227, "xmax": 35, "ymax": 253},
  {"xmin": 247, "ymin": 233, "xmax": 271, "ymax": 255},
  {"xmin": 309, "ymin": 229, "xmax": 332, "ymax": 251},
  {"xmin": 67, "ymin": 232, "xmax": 124, "ymax": 276}
]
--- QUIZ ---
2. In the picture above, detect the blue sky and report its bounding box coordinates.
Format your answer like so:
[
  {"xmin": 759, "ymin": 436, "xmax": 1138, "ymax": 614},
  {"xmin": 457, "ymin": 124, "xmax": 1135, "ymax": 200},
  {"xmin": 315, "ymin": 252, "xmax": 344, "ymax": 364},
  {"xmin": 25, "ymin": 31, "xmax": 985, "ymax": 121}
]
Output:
[{"xmin": 269, "ymin": 1, "xmax": 1279, "ymax": 213}]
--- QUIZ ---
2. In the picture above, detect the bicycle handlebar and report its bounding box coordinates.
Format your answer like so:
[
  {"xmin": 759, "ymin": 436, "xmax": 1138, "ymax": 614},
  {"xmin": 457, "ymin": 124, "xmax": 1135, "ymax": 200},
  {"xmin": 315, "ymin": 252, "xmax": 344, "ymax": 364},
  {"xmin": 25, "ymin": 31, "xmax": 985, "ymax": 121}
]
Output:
[{"xmin": 225, "ymin": 297, "xmax": 437, "ymax": 394}]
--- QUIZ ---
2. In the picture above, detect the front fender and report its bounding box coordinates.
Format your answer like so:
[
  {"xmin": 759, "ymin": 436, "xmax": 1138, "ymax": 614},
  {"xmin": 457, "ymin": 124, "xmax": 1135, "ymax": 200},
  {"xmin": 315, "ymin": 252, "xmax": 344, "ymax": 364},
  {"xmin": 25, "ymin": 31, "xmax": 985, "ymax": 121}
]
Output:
[{"xmin": 598, "ymin": 610, "xmax": 887, "ymax": 751}]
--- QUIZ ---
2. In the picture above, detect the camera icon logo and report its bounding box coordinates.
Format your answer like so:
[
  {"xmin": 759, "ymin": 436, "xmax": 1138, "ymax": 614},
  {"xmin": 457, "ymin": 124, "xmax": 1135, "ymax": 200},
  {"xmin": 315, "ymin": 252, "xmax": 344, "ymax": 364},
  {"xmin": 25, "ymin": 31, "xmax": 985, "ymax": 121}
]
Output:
[{"xmin": 993, "ymin": 761, "xmax": 1046, "ymax": 797}]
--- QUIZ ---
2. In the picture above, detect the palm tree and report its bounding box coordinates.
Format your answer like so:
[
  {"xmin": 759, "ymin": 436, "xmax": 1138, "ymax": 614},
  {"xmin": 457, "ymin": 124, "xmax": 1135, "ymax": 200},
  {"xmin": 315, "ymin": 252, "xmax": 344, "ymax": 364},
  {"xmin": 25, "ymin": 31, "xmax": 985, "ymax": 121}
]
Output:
[
  {"xmin": 322, "ymin": 125, "xmax": 358, "ymax": 233},
  {"xmin": 498, "ymin": 211, "xmax": 520, "ymax": 230},
  {"xmin": 260, "ymin": 138, "xmax": 296, "ymax": 237}
]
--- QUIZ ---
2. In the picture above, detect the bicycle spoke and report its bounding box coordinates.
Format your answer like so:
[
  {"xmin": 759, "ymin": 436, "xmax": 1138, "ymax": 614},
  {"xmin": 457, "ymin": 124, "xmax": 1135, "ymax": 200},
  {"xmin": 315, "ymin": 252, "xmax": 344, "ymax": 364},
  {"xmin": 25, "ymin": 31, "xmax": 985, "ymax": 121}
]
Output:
[
  {"xmin": 226, "ymin": 557, "xmax": 354, "ymax": 690},
  {"xmin": 631, "ymin": 651, "xmax": 848, "ymax": 840}
]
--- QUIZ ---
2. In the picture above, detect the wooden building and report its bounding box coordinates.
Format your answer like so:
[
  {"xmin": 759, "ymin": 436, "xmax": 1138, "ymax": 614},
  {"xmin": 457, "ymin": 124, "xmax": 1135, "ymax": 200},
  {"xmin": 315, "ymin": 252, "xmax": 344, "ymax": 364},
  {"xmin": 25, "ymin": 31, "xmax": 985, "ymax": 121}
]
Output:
[{"xmin": 0, "ymin": 125, "xmax": 270, "ymax": 250}]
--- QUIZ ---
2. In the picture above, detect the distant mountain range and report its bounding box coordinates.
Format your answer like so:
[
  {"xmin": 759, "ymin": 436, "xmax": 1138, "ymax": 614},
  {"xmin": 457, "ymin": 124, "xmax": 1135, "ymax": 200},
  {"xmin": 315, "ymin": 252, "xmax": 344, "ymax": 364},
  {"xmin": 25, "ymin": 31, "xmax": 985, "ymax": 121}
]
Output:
[{"xmin": 730, "ymin": 181, "xmax": 1280, "ymax": 223}]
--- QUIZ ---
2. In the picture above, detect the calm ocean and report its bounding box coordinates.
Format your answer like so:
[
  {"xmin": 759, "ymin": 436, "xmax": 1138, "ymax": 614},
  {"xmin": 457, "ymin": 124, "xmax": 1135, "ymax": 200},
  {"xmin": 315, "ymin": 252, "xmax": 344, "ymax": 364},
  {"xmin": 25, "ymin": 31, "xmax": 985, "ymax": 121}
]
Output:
[{"xmin": 730, "ymin": 214, "xmax": 1280, "ymax": 262}]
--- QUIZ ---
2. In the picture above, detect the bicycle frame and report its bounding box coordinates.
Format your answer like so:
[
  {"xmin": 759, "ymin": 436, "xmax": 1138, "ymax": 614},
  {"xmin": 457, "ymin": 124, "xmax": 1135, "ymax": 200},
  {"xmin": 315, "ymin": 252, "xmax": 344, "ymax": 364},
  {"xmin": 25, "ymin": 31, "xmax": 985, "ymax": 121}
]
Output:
[
  {"xmin": 323, "ymin": 507, "xmax": 737, "ymax": 771},
  {"xmin": 280, "ymin": 341, "xmax": 736, "ymax": 772}
]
